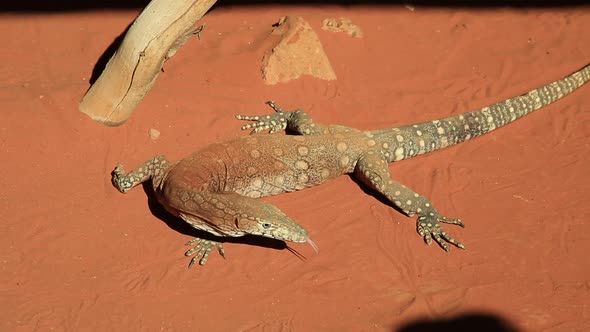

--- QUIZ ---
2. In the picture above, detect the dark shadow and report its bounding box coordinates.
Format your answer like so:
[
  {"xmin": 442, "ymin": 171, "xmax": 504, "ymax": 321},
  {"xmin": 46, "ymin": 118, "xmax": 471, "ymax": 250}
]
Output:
[
  {"xmin": 396, "ymin": 312, "xmax": 520, "ymax": 332},
  {"xmin": 1, "ymin": 0, "xmax": 589, "ymax": 12},
  {"xmin": 140, "ymin": 181, "xmax": 302, "ymax": 256},
  {"xmin": 349, "ymin": 174, "xmax": 400, "ymax": 211},
  {"xmin": 1, "ymin": 1, "xmax": 150, "ymax": 12},
  {"xmin": 88, "ymin": 22, "xmax": 134, "ymax": 85}
]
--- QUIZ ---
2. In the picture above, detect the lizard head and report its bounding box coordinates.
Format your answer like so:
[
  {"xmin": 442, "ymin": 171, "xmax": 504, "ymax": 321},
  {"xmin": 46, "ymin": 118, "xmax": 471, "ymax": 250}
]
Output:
[
  {"xmin": 230, "ymin": 201, "xmax": 319, "ymax": 253},
  {"xmin": 165, "ymin": 189, "xmax": 317, "ymax": 250},
  {"xmin": 233, "ymin": 201, "xmax": 310, "ymax": 243}
]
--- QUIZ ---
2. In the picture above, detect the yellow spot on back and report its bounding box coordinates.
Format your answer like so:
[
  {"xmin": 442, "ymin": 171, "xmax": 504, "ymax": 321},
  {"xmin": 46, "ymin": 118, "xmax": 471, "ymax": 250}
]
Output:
[
  {"xmin": 273, "ymin": 148, "xmax": 283, "ymax": 156},
  {"xmin": 394, "ymin": 147, "xmax": 404, "ymax": 161},
  {"xmin": 340, "ymin": 155, "xmax": 350, "ymax": 167},
  {"xmin": 298, "ymin": 146, "xmax": 309, "ymax": 156},
  {"xmin": 295, "ymin": 160, "xmax": 309, "ymax": 170},
  {"xmin": 250, "ymin": 149, "xmax": 261, "ymax": 158},
  {"xmin": 298, "ymin": 174, "xmax": 309, "ymax": 184},
  {"xmin": 367, "ymin": 140, "xmax": 376, "ymax": 146},
  {"xmin": 336, "ymin": 142, "xmax": 347, "ymax": 152}
]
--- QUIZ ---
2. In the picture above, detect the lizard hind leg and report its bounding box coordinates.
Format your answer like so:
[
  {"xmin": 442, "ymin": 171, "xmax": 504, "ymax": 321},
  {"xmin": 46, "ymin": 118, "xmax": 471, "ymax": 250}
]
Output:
[{"xmin": 353, "ymin": 151, "xmax": 465, "ymax": 252}]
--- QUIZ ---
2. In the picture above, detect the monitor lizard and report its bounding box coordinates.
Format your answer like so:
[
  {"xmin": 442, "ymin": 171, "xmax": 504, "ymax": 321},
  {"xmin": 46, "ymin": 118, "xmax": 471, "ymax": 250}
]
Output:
[{"xmin": 112, "ymin": 63, "xmax": 589, "ymax": 267}]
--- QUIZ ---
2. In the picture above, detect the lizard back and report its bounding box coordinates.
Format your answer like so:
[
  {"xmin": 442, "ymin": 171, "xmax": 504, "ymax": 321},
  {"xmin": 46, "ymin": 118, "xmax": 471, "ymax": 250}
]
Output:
[{"xmin": 165, "ymin": 133, "xmax": 370, "ymax": 199}]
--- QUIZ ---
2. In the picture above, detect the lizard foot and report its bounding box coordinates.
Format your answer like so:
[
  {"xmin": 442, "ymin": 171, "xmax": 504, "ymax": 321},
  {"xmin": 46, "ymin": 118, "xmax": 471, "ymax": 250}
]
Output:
[
  {"xmin": 235, "ymin": 101, "xmax": 290, "ymax": 134},
  {"xmin": 416, "ymin": 210, "xmax": 465, "ymax": 252},
  {"xmin": 184, "ymin": 238, "xmax": 225, "ymax": 267},
  {"xmin": 111, "ymin": 165, "xmax": 133, "ymax": 193}
]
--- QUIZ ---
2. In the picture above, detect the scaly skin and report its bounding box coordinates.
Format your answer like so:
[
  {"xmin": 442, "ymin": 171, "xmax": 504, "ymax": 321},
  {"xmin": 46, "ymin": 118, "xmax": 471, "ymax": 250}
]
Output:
[{"xmin": 113, "ymin": 63, "xmax": 590, "ymax": 266}]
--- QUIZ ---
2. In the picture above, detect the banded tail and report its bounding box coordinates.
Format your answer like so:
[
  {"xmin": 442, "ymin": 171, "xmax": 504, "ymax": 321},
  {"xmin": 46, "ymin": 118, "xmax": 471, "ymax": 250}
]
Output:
[{"xmin": 376, "ymin": 63, "xmax": 590, "ymax": 162}]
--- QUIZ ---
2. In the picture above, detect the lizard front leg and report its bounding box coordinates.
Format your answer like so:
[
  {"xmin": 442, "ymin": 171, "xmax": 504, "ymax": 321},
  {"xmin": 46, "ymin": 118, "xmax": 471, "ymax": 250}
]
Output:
[
  {"xmin": 112, "ymin": 155, "xmax": 226, "ymax": 267},
  {"xmin": 112, "ymin": 154, "xmax": 171, "ymax": 193},
  {"xmin": 236, "ymin": 101, "xmax": 356, "ymax": 135},
  {"xmin": 112, "ymin": 155, "xmax": 228, "ymax": 267},
  {"xmin": 354, "ymin": 152, "xmax": 465, "ymax": 251},
  {"xmin": 184, "ymin": 237, "xmax": 225, "ymax": 267}
]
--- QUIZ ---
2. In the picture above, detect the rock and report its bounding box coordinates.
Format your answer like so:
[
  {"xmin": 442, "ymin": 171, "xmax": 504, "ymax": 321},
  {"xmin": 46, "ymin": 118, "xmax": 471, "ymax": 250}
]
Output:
[
  {"xmin": 149, "ymin": 128, "xmax": 161, "ymax": 141},
  {"xmin": 261, "ymin": 16, "xmax": 336, "ymax": 84},
  {"xmin": 321, "ymin": 17, "xmax": 363, "ymax": 37}
]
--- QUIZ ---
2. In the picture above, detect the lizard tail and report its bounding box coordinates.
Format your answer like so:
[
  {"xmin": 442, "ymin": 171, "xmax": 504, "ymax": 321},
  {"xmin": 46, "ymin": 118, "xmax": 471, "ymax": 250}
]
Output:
[{"xmin": 377, "ymin": 63, "xmax": 590, "ymax": 162}]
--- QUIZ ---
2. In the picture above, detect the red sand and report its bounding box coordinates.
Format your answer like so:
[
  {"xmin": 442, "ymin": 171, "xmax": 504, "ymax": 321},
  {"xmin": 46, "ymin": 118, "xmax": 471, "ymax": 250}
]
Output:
[{"xmin": 2, "ymin": 5, "xmax": 590, "ymax": 331}]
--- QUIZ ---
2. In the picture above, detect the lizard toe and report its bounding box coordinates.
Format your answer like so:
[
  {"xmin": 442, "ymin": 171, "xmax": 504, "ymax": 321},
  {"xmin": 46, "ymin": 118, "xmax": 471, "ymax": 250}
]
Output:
[
  {"xmin": 416, "ymin": 211, "xmax": 465, "ymax": 252},
  {"xmin": 440, "ymin": 217, "xmax": 465, "ymax": 228},
  {"xmin": 184, "ymin": 238, "xmax": 225, "ymax": 267},
  {"xmin": 235, "ymin": 101, "xmax": 291, "ymax": 134}
]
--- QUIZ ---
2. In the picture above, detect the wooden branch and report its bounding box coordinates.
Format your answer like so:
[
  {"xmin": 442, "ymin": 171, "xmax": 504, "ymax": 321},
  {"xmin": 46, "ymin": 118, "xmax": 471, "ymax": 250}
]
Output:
[{"xmin": 80, "ymin": 0, "xmax": 217, "ymax": 126}]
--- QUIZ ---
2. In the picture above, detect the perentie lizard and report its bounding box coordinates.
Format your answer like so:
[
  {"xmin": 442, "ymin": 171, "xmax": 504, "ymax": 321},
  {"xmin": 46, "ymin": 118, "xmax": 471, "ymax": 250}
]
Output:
[{"xmin": 112, "ymin": 63, "xmax": 589, "ymax": 267}]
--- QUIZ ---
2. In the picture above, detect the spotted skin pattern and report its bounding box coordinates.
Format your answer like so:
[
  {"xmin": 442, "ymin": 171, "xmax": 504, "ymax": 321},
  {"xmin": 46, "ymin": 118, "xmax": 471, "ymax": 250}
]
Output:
[{"xmin": 113, "ymin": 64, "xmax": 590, "ymax": 266}]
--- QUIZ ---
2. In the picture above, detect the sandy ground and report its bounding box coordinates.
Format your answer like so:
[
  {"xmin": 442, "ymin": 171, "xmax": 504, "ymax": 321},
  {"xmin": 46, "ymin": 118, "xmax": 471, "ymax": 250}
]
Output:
[{"xmin": 1, "ymin": 4, "xmax": 590, "ymax": 332}]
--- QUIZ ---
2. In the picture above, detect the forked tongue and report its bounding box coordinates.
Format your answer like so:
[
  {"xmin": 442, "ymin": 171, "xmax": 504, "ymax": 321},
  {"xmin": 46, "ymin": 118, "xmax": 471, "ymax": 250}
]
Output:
[{"xmin": 307, "ymin": 238, "xmax": 319, "ymax": 253}]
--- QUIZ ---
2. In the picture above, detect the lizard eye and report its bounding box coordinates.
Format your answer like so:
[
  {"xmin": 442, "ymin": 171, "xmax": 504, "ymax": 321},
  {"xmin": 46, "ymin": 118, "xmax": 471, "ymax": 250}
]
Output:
[{"xmin": 261, "ymin": 222, "xmax": 272, "ymax": 229}]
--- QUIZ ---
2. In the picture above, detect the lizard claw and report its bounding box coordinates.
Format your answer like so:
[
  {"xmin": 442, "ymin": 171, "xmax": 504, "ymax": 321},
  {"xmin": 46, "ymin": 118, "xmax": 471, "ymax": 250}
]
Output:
[
  {"xmin": 235, "ymin": 101, "xmax": 290, "ymax": 134},
  {"xmin": 184, "ymin": 238, "xmax": 225, "ymax": 267},
  {"xmin": 416, "ymin": 210, "xmax": 465, "ymax": 252}
]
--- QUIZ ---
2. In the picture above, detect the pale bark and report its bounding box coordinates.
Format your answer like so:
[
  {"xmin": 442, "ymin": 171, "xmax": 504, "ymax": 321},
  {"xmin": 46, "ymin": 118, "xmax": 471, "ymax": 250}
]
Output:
[{"xmin": 80, "ymin": 0, "xmax": 217, "ymax": 126}]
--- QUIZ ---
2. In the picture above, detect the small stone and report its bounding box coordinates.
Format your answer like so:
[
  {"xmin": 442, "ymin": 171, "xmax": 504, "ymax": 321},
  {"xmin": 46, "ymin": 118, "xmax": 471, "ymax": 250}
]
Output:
[
  {"xmin": 149, "ymin": 128, "xmax": 160, "ymax": 141},
  {"xmin": 321, "ymin": 17, "xmax": 363, "ymax": 37},
  {"xmin": 404, "ymin": 4, "xmax": 416, "ymax": 11}
]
